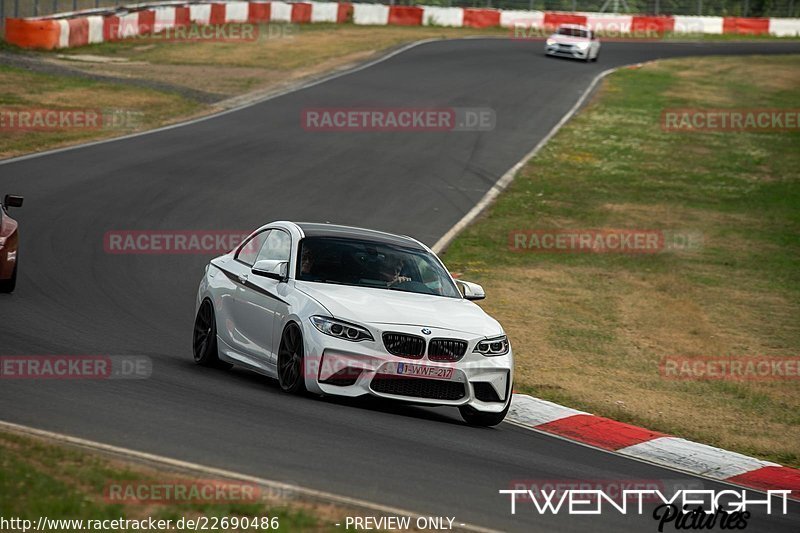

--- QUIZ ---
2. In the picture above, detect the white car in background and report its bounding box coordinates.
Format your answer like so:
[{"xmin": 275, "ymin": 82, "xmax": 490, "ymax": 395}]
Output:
[
  {"xmin": 193, "ymin": 221, "xmax": 514, "ymax": 426},
  {"xmin": 545, "ymin": 24, "xmax": 601, "ymax": 62}
]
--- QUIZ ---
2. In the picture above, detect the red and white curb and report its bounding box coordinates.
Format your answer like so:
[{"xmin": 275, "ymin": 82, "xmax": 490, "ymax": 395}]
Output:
[{"xmin": 508, "ymin": 394, "xmax": 800, "ymax": 500}]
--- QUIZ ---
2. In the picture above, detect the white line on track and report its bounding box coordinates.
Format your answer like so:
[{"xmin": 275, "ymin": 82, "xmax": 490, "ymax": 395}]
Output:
[{"xmin": 431, "ymin": 64, "xmax": 623, "ymax": 253}]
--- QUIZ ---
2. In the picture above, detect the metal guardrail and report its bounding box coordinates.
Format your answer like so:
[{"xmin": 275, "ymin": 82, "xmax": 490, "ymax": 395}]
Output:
[{"xmin": 1, "ymin": 0, "xmax": 798, "ymax": 37}]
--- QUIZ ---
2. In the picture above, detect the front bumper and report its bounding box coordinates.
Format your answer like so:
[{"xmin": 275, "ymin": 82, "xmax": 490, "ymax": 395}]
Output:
[
  {"xmin": 545, "ymin": 43, "xmax": 590, "ymax": 59},
  {"xmin": 302, "ymin": 322, "xmax": 513, "ymax": 413}
]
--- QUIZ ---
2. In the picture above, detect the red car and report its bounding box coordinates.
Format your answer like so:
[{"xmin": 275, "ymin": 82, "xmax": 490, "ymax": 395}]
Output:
[{"xmin": 0, "ymin": 194, "xmax": 24, "ymax": 293}]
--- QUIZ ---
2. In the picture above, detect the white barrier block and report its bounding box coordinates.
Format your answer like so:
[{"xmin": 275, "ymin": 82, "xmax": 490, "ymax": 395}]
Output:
[
  {"xmin": 189, "ymin": 4, "xmax": 211, "ymax": 25},
  {"xmin": 270, "ymin": 1, "xmax": 293, "ymax": 22},
  {"xmin": 118, "ymin": 12, "xmax": 140, "ymax": 38},
  {"xmin": 353, "ymin": 3, "xmax": 389, "ymax": 26},
  {"xmin": 225, "ymin": 1, "xmax": 249, "ymax": 23},
  {"xmin": 153, "ymin": 6, "xmax": 176, "ymax": 32},
  {"xmin": 584, "ymin": 13, "xmax": 632, "ymax": 35},
  {"xmin": 310, "ymin": 1, "xmax": 339, "ymax": 23},
  {"xmin": 674, "ymin": 15, "xmax": 723, "ymax": 35},
  {"xmin": 500, "ymin": 10, "xmax": 543, "ymax": 30},
  {"xmin": 769, "ymin": 17, "xmax": 800, "ymax": 37},
  {"xmin": 57, "ymin": 19, "xmax": 70, "ymax": 48},
  {"xmin": 87, "ymin": 15, "xmax": 104, "ymax": 43},
  {"xmin": 423, "ymin": 6, "xmax": 464, "ymax": 27}
]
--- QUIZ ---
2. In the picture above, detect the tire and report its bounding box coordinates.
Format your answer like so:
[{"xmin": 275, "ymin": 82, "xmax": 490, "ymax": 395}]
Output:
[
  {"xmin": 193, "ymin": 299, "xmax": 231, "ymax": 369},
  {"xmin": 0, "ymin": 262, "xmax": 17, "ymax": 294},
  {"xmin": 278, "ymin": 322, "xmax": 306, "ymax": 394},
  {"xmin": 459, "ymin": 398, "xmax": 511, "ymax": 427}
]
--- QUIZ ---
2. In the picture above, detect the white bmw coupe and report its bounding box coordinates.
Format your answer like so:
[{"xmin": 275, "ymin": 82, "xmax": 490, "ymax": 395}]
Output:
[{"xmin": 193, "ymin": 221, "xmax": 514, "ymax": 426}]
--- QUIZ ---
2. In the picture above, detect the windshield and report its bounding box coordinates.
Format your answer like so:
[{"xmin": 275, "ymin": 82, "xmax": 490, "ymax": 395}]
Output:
[
  {"xmin": 557, "ymin": 27, "xmax": 590, "ymax": 38},
  {"xmin": 296, "ymin": 236, "xmax": 461, "ymax": 298}
]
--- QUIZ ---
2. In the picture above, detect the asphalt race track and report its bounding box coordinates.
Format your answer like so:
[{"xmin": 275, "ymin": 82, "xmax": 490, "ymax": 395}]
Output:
[{"xmin": 2, "ymin": 39, "xmax": 800, "ymax": 532}]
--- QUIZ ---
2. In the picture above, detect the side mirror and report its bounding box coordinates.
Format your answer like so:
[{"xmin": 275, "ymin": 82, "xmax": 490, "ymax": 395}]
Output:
[
  {"xmin": 252, "ymin": 259, "xmax": 288, "ymax": 281},
  {"xmin": 4, "ymin": 195, "xmax": 23, "ymax": 208},
  {"xmin": 456, "ymin": 279, "xmax": 485, "ymax": 301}
]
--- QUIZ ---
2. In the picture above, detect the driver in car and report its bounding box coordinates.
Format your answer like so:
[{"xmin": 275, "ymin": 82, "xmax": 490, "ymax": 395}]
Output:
[{"xmin": 378, "ymin": 255, "xmax": 411, "ymax": 287}]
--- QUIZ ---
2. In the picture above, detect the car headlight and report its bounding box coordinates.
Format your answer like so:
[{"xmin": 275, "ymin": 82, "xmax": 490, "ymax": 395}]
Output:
[
  {"xmin": 546, "ymin": 38, "xmax": 556, "ymax": 46},
  {"xmin": 474, "ymin": 335, "xmax": 510, "ymax": 356},
  {"xmin": 310, "ymin": 316, "xmax": 373, "ymax": 342}
]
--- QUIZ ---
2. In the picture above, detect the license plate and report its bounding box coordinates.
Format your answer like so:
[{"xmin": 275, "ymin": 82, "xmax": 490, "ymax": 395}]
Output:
[{"xmin": 395, "ymin": 362, "xmax": 454, "ymax": 381}]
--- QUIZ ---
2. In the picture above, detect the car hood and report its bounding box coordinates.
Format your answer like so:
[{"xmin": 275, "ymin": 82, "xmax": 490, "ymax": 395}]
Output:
[{"xmin": 295, "ymin": 281, "xmax": 503, "ymax": 337}]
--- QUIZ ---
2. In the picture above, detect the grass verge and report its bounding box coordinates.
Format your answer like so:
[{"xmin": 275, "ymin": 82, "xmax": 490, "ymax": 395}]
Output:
[
  {"xmin": 0, "ymin": 429, "xmax": 366, "ymax": 531},
  {"xmin": 442, "ymin": 54, "xmax": 800, "ymax": 467}
]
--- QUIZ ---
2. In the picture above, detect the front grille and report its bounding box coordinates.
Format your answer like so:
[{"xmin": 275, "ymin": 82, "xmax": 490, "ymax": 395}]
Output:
[
  {"xmin": 473, "ymin": 382, "xmax": 503, "ymax": 402},
  {"xmin": 371, "ymin": 374, "xmax": 465, "ymax": 401},
  {"xmin": 382, "ymin": 332, "xmax": 425, "ymax": 359},
  {"xmin": 427, "ymin": 338, "xmax": 468, "ymax": 362}
]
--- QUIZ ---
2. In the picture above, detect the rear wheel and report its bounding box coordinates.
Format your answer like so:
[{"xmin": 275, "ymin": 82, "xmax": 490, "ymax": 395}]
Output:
[
  {"xmin": 193, "ymin": 299, "xmax": 231, "ymax": 369},
  {"xmin": 0, "ymin": 262, "xmax": 17, "ymax": 294},
  {"xmin": 459, "ymin": 398, "xmax": 511, "ymax": 427},
  {"xmin": 278, "ymin": 323, "xmax": 306, "ymax": 394}
]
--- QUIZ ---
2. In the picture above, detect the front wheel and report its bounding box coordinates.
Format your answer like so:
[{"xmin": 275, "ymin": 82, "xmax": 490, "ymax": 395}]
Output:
[
  {"xmin": 278, "ymin": 323, "xmax": 306, "ymax": 394},
  {"xmin": 460, "ymin": 399, "xmax": 511, "ymax": 427},
  {"xmin": 0, "ymin": 262, "xmax": 17, "ymax": 294},
  {"xmin": 193, "ymin": 299, "xmax": 231, "ymax": 369}
]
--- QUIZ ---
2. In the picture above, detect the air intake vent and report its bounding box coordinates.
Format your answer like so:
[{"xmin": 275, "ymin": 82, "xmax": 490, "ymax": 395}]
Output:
[
  {"xmin": 371, "ymin": 374, "xmax": 465, "ymax": 400},
  {"xmin": 473, "ymin": 382, "xmax": 502, "ymax": 402}
]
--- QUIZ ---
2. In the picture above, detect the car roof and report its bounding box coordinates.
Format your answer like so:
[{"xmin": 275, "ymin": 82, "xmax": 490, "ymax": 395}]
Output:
[{"xmin": 294, "ymin": 222, "xmax": 425, "ymax": 250}]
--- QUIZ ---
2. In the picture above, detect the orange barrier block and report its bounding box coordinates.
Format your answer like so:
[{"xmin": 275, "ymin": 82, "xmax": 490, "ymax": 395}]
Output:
[
  {"xmin": 723, "ymin": 16, "xmax": 769, "ymax": 34},
  {"xmin": 5, "ymin": 18, "xmax": 61, "ymax": 49},
  {"xmin": 463, "ymin": 8, "xmax": 500, "ymax": 28},
  {"xmin": 337, "ymin": 2, "xmax": 353, "ymax": 23},
  {"xmin": 388, "ymin": 6, "xmax": 423, "ymax": 26},
  {"xmin": 631, "ymin": 15, "xmax": 675, "ymax": 35},
  {"xmin": 291, "ymin": 3, "xmax": 312, "ymax": 23},
  {"xmin": 175, "ymin": 6, "xmax": 191, "ymax": 27},
  {"xmin": 543, "ymin": 12, "xmax": 587, "ymax": 31},
  {"xmin": 67, "ymin": 17, "xmax": 89, "ymax": 47},
  {"xmin": 248, "ymin": 2, "xmax": 271, "ymax": 23},
  {"xmin": 209, "ymin": 3, "xmax": 227, "ymax": 25}
]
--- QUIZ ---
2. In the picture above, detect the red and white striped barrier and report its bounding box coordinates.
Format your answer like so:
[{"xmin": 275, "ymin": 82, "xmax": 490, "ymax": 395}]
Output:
[
  {"xmin": 509, "ymin": 395, "xmax": 800, "ymax": 500},
  {"xmin": 4, "ymin": 3, "xmax": 800, "ymax": 50}
]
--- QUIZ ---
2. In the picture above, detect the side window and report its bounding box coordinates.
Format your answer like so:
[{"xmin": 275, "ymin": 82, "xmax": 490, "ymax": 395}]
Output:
[
  {"xmin": 255, "ymin": 230, "xmax": 291, "ymax": 263},
  {"xmin": 236, "ymin": 230, "xmax": 270, "ymax": 267}
]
